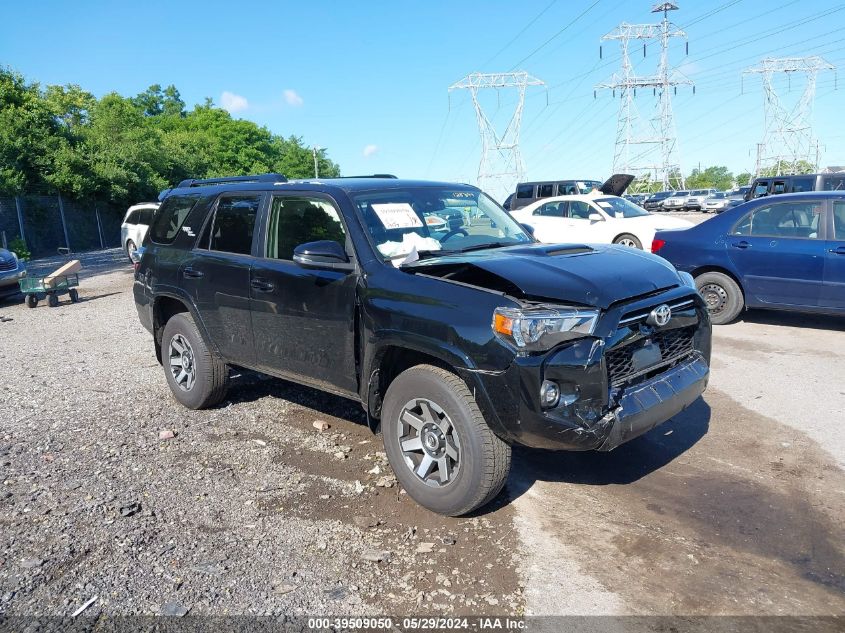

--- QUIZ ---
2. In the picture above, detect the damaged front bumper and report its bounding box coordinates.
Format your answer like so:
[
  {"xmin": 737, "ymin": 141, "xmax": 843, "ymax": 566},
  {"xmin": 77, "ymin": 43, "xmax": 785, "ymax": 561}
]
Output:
[{"xmin": 467, "ymin": 338, "xmax": 709, "ymax": 452}]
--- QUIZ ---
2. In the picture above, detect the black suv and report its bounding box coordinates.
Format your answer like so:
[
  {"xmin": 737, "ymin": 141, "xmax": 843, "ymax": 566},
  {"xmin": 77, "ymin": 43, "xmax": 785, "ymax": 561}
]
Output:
[
  {"xmin": 745, "ymin": 173, "xmax": 845, "ymax": 200},
  {"xmin": 134, "ymin": 174, "xmax": 712, "ymax": 516}
]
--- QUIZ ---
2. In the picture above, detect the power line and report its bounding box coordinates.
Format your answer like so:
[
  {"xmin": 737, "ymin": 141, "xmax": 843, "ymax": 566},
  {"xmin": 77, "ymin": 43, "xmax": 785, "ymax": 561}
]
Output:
[
  {"xmin": 508, "ymin": 0, "xmax": 603, "ymax": 71},
  {"xmin": 477, "ymin": 0, "xmax": 560, "ymax": 70}
]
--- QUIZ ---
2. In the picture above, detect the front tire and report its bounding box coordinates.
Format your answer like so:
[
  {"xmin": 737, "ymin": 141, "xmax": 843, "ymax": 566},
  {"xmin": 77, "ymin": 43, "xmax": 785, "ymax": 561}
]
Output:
[
  {"xmin": 696, "ymin": 272, "xmax": 744, "ymax": 325},
  {"xmin": 613, "ymin": 233, "xmax": 643, "ymax": 249},
  {"xmin": 25, "ymin": 294, "xmax": 38, "ymax": 309},
  {"xmin": 161, "ymin": 312, "xmax": 229, "ymax": 409},
  {"xmin": 126, "ymin": 240, "xmax": 137, "ymax": 261},
  {"xmin": 382, "ymin": 365, "xmax": 511, "ymax": 516}
]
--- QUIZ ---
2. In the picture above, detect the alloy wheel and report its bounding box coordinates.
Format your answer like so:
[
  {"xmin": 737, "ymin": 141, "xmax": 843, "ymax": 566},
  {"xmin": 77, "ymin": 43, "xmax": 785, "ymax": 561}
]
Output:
[
  {"xmin": 168, "ymin": 334, "xmax": 196, "ymax": 391},
  {"xmin": 397, "ymin": 398, "xmax": 461, "ymax": 488}
]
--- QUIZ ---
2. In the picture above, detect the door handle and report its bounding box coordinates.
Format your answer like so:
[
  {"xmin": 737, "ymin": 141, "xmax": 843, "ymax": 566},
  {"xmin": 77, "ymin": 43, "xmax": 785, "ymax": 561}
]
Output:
[
  {"xmin": 830, "ymin": 246, "xmax": 845, "ymax": 255},
  {"xmin": 730, "ymin": 241, "xmax": 751, "ymax": 249},
  {"xmin": 183, "ymin": 267, "xmax": 204, "ymax": 279},
  {"xmin": 250, "ymin": 279, "xmax": 275, "ymax": 292}
]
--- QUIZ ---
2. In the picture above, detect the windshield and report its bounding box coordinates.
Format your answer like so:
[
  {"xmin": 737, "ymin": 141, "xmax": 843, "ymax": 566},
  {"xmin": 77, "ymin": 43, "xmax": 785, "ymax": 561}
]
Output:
[
  {"xmin": 593, "ymin": 196, "xmax": 650, "ymax": 218},
  {"xmin": 674, "ymin": 191, "xmax": 690, "ymax": 197},
  {"xmin": 710, "ymin": 192, "xmax": 726, "ymax": 199},
  {"xmin": 352, "ymin": 187, "xmax": 532, "ymax": 263}
]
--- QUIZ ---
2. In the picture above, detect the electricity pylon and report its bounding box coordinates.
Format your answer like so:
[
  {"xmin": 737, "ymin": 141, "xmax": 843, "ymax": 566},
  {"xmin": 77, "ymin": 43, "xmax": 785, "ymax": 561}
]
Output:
[
  {"xmin": 743, "ymin": 56, "xmax": 835, "ymax": 176},
  {"xmin": 449, "ymin": 72, "xmax": 545, "ymax": 200},
  {"xmin": 595, "ymin": 2, "xmax": 692, "ymax": 191}
]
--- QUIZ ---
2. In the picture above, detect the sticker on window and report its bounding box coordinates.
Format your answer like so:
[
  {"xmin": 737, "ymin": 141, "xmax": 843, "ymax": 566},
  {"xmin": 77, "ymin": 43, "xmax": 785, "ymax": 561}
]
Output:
[{"xmin": 371, "ymin": 203, "xmax": 423, "ymax": 229}]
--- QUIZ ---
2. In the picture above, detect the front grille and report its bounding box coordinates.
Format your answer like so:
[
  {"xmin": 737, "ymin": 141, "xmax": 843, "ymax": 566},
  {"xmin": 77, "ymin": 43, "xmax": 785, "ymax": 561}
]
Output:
[
  {"xmin": 0, "ymin": 258, "xmax": 16, "ymax": 272},
  {"xmin": 618, "ymin": 298, "xmax": 695, "ymax": 328},
  {"xmin": 606, "ymin": 326, "xmax": 696, "ymax": 387}
]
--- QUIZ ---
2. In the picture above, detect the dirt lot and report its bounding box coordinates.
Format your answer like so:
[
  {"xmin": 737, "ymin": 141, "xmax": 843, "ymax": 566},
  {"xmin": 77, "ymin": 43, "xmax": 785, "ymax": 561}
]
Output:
[{"xmin": 1, "ymin": 243, "xmax": 843, "ymax": 621}]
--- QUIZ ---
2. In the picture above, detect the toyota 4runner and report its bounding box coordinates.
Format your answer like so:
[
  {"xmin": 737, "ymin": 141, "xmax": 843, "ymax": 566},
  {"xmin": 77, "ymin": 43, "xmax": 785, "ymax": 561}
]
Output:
[{"xmin": 133, "ymin": 174, "xmax": 712, "ymax": 516}]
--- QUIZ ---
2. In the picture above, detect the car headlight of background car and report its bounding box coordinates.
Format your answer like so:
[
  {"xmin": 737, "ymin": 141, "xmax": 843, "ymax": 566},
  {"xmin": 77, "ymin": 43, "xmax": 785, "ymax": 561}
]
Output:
[{"xmin": 492, "ymin": 306, "xmax": 599, "ymax": 353}]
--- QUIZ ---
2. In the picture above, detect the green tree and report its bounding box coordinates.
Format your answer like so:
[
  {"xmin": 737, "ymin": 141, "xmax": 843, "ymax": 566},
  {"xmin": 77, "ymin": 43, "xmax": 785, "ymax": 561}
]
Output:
[
  {"xmin": 735, "ymin": 171, "xmax": 753, "ymax": 186},
  {"xmin": 686, "ymin": 165, "xmax": 734, "ymax": 191},
  {"xmin": 0, "ymin": 68, "xmax": 62, "ymax": 195}
]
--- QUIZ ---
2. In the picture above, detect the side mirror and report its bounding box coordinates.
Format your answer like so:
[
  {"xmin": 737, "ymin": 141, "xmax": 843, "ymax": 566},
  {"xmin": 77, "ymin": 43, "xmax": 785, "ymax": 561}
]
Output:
[
  {"xmin": 293, "ymin": 240, "xmax": 353, "ymax": 271},
  {"xmin": 520, "ymin": 223, "xmax": 535, "ymax": 236},
  {"xmin": 588, "ymin": 213, "xmax": 604, "ymax": 222}
]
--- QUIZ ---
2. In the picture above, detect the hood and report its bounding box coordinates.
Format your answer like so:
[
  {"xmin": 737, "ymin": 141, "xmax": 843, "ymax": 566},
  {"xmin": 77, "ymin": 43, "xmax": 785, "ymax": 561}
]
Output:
[
  {"xmin": 599, "ymin": 173, "xmax": 634, "ymax": 196},
  {"xmin": 403, "ymin": 243, "xmax": 682, "ymax": 309},
  {"xmin": 0, "ymin": 248, "xmax": 15, "ymax": 261}
]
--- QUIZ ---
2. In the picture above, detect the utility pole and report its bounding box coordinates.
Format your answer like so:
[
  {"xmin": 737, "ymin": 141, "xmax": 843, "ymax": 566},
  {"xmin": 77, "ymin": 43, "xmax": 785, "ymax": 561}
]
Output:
[
  {"xmin": 449, "ymin": 72, "xmax": 546, "ymax": 201},
  {"xmin": 743, "ymin": 56, "xmax": 835, "ymax": 176},
  {"xmin": 312, "ymin": 146, "xmax": 320, "ymax": 178},
  {"xmin": 595, "ymin": 2, "xmax": 693, "ymax": 191}
]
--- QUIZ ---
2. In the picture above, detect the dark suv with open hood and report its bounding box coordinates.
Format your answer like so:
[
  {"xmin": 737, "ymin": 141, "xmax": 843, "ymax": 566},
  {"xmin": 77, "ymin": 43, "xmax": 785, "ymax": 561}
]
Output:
[{"xmin": 133, "ymin": 174, "xmax": 711, "ymax": 515}]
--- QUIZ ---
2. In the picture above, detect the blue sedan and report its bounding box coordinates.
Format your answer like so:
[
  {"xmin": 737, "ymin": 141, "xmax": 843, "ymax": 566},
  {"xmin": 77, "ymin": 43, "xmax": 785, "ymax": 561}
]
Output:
[{"xmin": 652, "ymin": 191, "xmax": 845, "ymax": 324}]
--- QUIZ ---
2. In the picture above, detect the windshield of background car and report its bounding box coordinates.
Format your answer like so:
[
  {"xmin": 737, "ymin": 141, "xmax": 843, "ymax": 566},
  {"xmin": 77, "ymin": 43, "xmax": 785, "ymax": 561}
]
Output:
[
  {"xmin": 710, "ymin": 192, "xmax": 727, "ymax": 199},
  {"xmin": 352, "ymin": 188, "xmax": 532, "ymax": 262},
  {"xmin": 593, "ymin": 197, "xmax": 650, "ymax": 218}
]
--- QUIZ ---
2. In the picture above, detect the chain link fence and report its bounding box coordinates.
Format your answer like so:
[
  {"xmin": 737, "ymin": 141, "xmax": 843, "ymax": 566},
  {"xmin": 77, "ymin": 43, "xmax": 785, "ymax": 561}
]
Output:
[{"xmin": 0, "ymin": 194, "xmax": 127, "ymax": 258}]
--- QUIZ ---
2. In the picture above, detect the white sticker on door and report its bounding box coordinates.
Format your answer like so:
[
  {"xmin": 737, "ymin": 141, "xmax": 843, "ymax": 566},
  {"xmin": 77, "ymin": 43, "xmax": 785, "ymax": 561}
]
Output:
[{"xmin": 371, "ymin": 203, "xmax": 423, "ymax": 230}]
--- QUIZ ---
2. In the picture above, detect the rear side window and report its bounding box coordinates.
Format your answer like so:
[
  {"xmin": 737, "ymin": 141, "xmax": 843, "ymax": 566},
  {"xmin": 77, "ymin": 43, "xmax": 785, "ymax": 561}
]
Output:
[
  {"xmin": 516, "ymin": 184, "xmax": 534, "ymax": 199},
  {"xmin": 535, "ymin": 201, "xmax": 566, "ymax": 217},
  {"xmin": 790, "ymin": 177, "xmax": 814, "ymax": 193},
  {"xmin": 149, "ymin": 195, "xmax": 201, "ymax": 244},
  {"xmin": 125, "ymin": 210, "xmax": 139, "ymax": 224},
  {"xmin": 557, "ymin": 182, "xmax": 577, "ymax": 196},
  {"xmin": 208, "ymin": 195, "xmax": 261, "ymax": 255},
  {"xmin": 823, "ymin": 176, "xmax": 845, "ymax": 192},
  {"xmin": 733, "ymin": 202, "xmax": 821, "ymax": 239},
  {"xmin": 266, "ymin": 196, "xmax": 346, "ymax": 260},
  {"xmin": 537, "ymin": 184, "xmax": 554, "ymax": 198},
  {"xmin": 834, "ymin": 202, "xmax": 845, "ymax": 239}
]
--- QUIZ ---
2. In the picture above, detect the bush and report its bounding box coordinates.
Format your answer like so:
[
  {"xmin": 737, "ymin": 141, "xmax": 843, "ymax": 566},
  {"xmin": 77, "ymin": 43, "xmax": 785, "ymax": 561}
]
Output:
[{"xmin": 8, "ymin": 236, "xmax": 30, "ymax": 260}]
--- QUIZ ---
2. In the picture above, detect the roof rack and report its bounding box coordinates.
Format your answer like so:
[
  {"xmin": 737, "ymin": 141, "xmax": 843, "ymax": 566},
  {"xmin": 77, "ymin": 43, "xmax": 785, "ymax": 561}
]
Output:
[
  {"xmin": 338, "ymin": 174, "xmax": 398, "ymax": 179},
  {"xmin": 176, "ymin": 173, "xmax": 287, "ymax": 188}
]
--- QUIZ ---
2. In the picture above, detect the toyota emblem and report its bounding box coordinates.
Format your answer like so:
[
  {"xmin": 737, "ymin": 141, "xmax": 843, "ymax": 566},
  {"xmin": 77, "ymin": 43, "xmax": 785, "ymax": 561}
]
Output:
[{"xmin": 647, "ymin": 304, "xmax": 672, "ymax": 327}]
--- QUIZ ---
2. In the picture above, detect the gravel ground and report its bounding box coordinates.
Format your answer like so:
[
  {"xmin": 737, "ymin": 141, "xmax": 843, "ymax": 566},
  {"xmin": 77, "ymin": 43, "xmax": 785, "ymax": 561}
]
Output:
[
  {"xmin": 2, "ymin": 235, "xmax": 842, "ymax": 623},
  {"xmin": 0, "ymin": 250, "xmax": 522, "ymax": 617}
]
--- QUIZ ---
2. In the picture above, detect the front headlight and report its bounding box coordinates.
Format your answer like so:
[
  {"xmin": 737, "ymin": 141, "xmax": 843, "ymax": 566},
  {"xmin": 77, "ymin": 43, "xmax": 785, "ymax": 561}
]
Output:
[
  {"xmin": 492, "ymin": 306, "xmax": 599, "ymax": 353},
  {"xmin": 678, "ymin": 270, "xmax": 695, "ymax": 289}
]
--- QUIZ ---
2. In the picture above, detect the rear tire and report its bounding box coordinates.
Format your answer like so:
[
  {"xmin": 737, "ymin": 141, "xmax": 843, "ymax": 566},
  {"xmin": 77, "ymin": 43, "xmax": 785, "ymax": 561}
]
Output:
[
  {"xmin": 48, "ymin": 293, "xmax": 59, "ymax": 308},
  {"xmin": 69, "ymin": 289, "xmax": 79, "ymax": 303},
  {"xmin": 126, "ymin": 240, "xmax": 137, "ymax": 261},
  {"xmin": 613, "ymin": 233, "xmax": 642, "ymax": 249},
  {"xmin": 161, "ymin": 312, "xmax": 229, "ymax": 409},
  {"xmin": 695, "ymin": 272, "xmax": 744, "ymax": 325},
  {"xmin": 382, "ymin": 364, "xmax": 511, "ymax": 516}
]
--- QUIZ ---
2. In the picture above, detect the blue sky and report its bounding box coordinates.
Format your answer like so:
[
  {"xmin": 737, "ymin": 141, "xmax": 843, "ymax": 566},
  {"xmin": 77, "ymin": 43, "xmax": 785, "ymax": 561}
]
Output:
[{"xmin": 2, "ymin": 0, "xmax": 843, "ymax": 199}]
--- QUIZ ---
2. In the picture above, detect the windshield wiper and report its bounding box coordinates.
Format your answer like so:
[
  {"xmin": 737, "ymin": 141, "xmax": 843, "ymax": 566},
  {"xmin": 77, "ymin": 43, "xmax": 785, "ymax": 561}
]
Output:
[{"xmin": 454, "ymin": 241, "xmax": 516, "ymax": 253}]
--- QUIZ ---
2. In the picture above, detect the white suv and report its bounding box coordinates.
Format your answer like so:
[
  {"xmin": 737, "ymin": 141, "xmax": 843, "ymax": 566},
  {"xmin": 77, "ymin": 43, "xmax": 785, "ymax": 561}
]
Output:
[
  {"xmin": 685, "ymin": 189, "xmax": 717, "ymax": 211},
  {"xmin": 120, "ymin": 202, "xmax": 159, "ymax": 259},
  {"xmin": 662, "ymin": 191, "xmax": 690, "ymax": 211}
]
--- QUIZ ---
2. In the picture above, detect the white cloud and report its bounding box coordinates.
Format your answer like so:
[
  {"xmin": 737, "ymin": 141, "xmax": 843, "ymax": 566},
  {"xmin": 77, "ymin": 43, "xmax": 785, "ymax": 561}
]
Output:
[
  {"xmin": 363, "ymin": 144, "xmax": 378, "ymax": 157},
  {"xmin": 284, "ymin": 89, "xmax": 304, "ymax": 107},
  {"xmin": 220, "ymin": 91, "xmax": 248, "ymax": 113}
]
